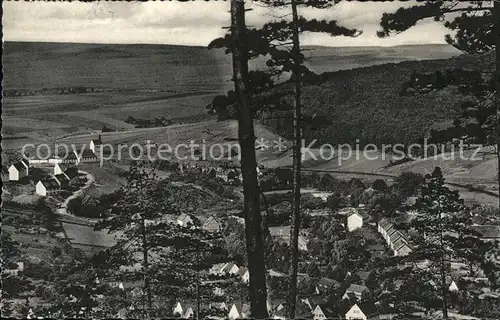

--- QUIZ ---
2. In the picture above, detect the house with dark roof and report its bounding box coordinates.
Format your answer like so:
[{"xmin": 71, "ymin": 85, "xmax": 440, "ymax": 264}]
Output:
[
  {"xmin": 80, "ymin": 149, "xmax": 98, "ymax": 163},
  {"xmin": 90, "ymin": 134, "xmax": 103, "ymax": 154},
  {"xmin": 8, "ymin": 160, "xmax": 29, "ymax": 181},
  {"xmin": 393, "ymin": 238, "xmax": 412, "ymax": 257},
  {"xmin": 54, "ymin": 163, "xmax": 78, "ymax": 179},
  {"xmin": 315, "ymin": 277, "xmax": 340, "ymax": 295},
  {"xmin": 36, "ymin": 178, "xmax": 61, "ymax": 196},
  {"xmin": 366, "ymin": 244, "xmax": 386, "ymax": 257},
  {"xmin": 342, "ymin": 284, "xmax": 370, "ymax": 301},
  {"xmin": 59, "ymin": 150, "xmax": 80, "ymax": 164},
  {"xmin": 312, "ymin": 304, "xmax": 335, "ymax": 320},
  {"xmin": 54, "ymin": 173, "xmax": 70, "ymax": 188},
  {"xmin": 228, "ymin": 302, "xmax": 250, "ymax": 319},
  {"xmin": 356, "ymin": 271, "xmax": 372, "ymax": 284}
]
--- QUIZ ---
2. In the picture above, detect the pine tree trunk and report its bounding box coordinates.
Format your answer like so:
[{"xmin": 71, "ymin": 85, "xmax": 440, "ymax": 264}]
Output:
[
  {"xmin": 439, "ymin": 208, "xmax": 448, "ymax": 319},
  {"xmin": 495, "ymin": 1, "xmax": 500, "ymax": 209},
  {"xmin": 288, "ymin": 0, "xmax": 302, "ymax": 318},
  {"xmin": 230, "ymin": 0, "xmax": 269, "ymax": 318},
  {"xmin": 142, "ymin": 218, "xmax": 152, "ymax": 319}
]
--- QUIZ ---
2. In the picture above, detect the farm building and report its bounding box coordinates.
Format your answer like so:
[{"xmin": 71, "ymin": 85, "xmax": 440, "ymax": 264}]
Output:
[
  {"xmin": 8, "ymin": 159, "xmax": 29, "ymax": 181},
  {"xmin": 36, "ymin": 178, "xmax": 60, "ymax": 196}
]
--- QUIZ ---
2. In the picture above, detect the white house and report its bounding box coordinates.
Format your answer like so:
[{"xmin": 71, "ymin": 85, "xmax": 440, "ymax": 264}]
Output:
[
  {"xmin": 228, "ymin": 302, "xmax": 250, "ymax": 320},
  {"xmin": 183, "ymin": 306, "xmax": 195, "ymax": 319},
  {"xmin": 89, "ymin": 135, "xmax": 103, "ymax": 154},
  {"xmin": 312, "ymin": 305, "xmax": 334, "ymax": 320},
  {"xmin": 344, "ymin": 303, "xmax": 379, "ymax": 320},
  {"xmin": 177, "ymin": 214, "xmax": 194, "ymax": 227},
  {"xmin": 36, "ymin": 178, "xmax": 60, "ymax": 196},
  {"xmin": 3, "ymin": 262, "xmax": 24, "ymax": 276},
  {"xmin": 54, "ymin": 163, "xmax": 76, "ymax": 176},
  {"xmin": 393, "ymin": 239, "xmax": 412, "ymax": 257},
  {"xmin": 347, "ymin": 212, "xmax": 363, "ymax": 232},
  {"xmin": 449, "ymin": 280, "xmax": 459, "ymax": 292},
  {"xmin": 209, "ymin": 262, "xmax": 239, "ymax": 276},
  {"xmin": 8, "ymin": 160, "xmax": 29, "ymax": 181},
  {"xmin": 203, "ymin": 216, "xmax": 221, "ymax": 233},
  {"xmin": 239, "ymin": 267, "xmax": 249, "ymax": 283}
]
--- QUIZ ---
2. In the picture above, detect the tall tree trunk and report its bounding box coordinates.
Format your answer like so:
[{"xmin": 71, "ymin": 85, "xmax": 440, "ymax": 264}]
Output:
[
  {"xmin": 230, "ymin": 0, "xmax": 269, "ymax": 318},
  {"xmin": 288, "ymin": 0, "xmax": 302, "ymax": 318},
  {"xmin": 438, "ymin": 206, "xmax": 448, "ymax": 319},
  {"xmin": 142, "ymin": 218, "xmax": 152, "ymax": 319},
  {"xmin": 495, "ymin": 1, "xmax": 500, "ymax": 209}
]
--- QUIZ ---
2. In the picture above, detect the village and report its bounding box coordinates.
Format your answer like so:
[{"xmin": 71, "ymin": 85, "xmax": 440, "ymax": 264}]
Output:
[{"xmin": 3, "ymin": 132, "xmax": 500, "ymax": 319}]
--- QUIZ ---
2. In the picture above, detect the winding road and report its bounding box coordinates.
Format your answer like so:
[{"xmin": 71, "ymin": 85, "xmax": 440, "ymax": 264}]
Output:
[{"xmin": 56, "ymin": 170, "xmax": 95, "ymax": 215}]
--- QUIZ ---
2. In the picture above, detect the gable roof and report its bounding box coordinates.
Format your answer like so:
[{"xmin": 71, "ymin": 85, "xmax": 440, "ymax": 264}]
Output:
[
  {"xmin": 366, "ymin": 244, "xmax": 385, "ymax": 251},
  {"xmin": 348, "ymin": 302, "xmax": 378, "ymax": 316},
  {"xmin": 177, "ymin": 213, "xmax": 193, "ymax": 224},
  {"xmin": 356, "ymin": 271, "xmax": 372, "ymax": 282},
  {"xmin": 345, "ymin": 283, "xmax": 369, "ymax": 294},
  {"xmin": 38, "ymin": 178, "xmax": 60, "ymax": 190},
  {"xmin": 65, "ymin": 167, "xmax": 79, "ymax": 179},
  {"xmin": 203, "ymin": 216, "xmax": 220, "ymax": 227},
  {"xmin": 378, "ymin": 218, "xmax": 391, "ymax": 229},
  {"xmin": 393, "ymin": 237, "xmax": 409, "ymax": 250},
  {"xmin": 238, "ymin": 267, "xmax": 248, "ymax": 277},
  {"xmin": 317, "ymin": 277, "xmax": 340, "ymax": 288},
  {"xmin": 348, "ymin": 211, "xmax": 362, "ymax": 219},
  {"xmin": 55, "ymin": 163, "xmax": 72, "ymax": 171},
  {"xmin": 11, "ymin": 161, "xmax": 27, "ymax": 171},
  {"xmin": 54, "ymin": 173, "xmax": 70, "ymax": 185},
  {"xmin": 231, "ymin": 302, "xmax": 250, "ymax": 315},
  {"xmin": 81, "ymin": 149, "xmax": 97, "ymax": 158},
  {"xmin": 314, "ymin": 304, "xmax": 335, "ymax": 318},
  {"xmin": 390, "ymin": 230, "xmax": 404, "ymax": 242}
]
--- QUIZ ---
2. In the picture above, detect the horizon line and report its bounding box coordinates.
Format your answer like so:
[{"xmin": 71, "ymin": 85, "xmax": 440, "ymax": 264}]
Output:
[{"xmin": 3, "ymin": 39, "xmax": 452, "ymax": 49}]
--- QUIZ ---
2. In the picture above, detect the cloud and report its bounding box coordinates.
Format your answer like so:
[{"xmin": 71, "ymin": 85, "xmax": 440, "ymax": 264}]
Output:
[{"xmin": 2, "ymin": 1, "xmax": 448, "ymax": 46}]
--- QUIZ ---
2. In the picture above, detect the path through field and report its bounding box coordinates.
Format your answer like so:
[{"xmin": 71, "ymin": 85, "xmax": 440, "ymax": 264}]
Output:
[{"xmin": 56, "ymin": 170, "xmax": 95, "ymax": 215}]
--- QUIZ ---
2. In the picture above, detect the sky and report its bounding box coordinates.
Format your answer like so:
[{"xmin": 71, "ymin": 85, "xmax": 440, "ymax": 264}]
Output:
[{"xmin": 3, "ymin": 1, "xmax": 451, "ymax": 47}]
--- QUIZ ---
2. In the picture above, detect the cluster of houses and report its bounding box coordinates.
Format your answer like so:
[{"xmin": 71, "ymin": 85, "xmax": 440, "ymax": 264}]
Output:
[
  {"xmin": 7, "ymin": 136, "xmax": 104, "ymax": 196},
  {"xmin": 35, "ymin": 163, "xmax": 79, "ymax": 196},
  {"xmin": 175, "ymin": 213, "xmax": 223, "ymax": 234},
  {"xmin": 171, "ymin": 298, "xmax": 379, "ymax": 320},
  {"xmin": 178, "ymin": 161, "xmax": 244, "ymax": 183},
  {"xmin": 377, "ymin": 218, "xmax": 413, "ymax": 257}
]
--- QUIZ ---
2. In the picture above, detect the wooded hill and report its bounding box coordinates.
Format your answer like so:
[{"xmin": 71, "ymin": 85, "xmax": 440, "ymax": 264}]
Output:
[{"xmin": 259, "ymin": 51, "xmax": 495, "ymax": 147}]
